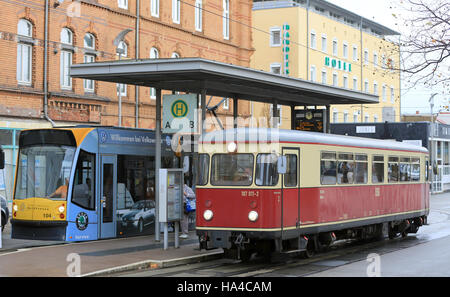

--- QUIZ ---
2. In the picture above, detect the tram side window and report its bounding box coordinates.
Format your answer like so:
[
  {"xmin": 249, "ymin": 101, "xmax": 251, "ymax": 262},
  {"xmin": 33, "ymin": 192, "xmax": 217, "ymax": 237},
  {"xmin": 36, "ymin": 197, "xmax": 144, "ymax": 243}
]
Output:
[
  {"xmin": 372, "ymin": 155, "xmax": 384, "ymax": 183},
  {"xmin": 337, "ymin": 153, "xmax": 354, "ymax": 184},
  {"xmin": 400, "ymin": 157, "xmax": 411, "ymax": 182},
  {"xmin": 411, "ymin": 157, "xmax": 420, "ymax": 182},
  {"xmin": 197, "ymin": 154, "xmax": 209, "ymax": 186},
  {"xmin": 388, "ymin": 156, "xmax": 399, "ymax": 182},
  {"xmin": 284, "ymin": 154, "xmax": 297, "ymax": 187},
  {"xmin": 211, "ymin": 154, "xmax": 254, "ymax": 186},
  {"xmin": 354, "ymin": 154, "xmax": 368, "ymax": 184},
  {"xmin": 255, "ymin": 153, "xmax": 279, "ymax": 186},
  {"xmin": 320, "ymin": 151, "xmax": 337, "ymax": 185},
  {"xmin": 72, "ymin": 150, "xmax": 95, "ymax": 210}
]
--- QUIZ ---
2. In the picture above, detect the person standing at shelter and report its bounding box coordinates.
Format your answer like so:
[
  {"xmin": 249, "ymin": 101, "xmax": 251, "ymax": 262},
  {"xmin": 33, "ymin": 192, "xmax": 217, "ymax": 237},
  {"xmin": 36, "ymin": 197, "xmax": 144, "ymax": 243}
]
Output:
[{"xmin": 180, "ymin": 180, "xmax": 195, "ymax": 239}]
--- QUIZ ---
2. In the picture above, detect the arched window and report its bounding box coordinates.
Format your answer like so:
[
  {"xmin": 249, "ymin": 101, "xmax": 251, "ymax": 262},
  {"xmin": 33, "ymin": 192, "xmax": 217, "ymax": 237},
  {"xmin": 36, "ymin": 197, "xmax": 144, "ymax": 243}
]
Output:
[
  {"xmin": 171, "ymin": 52, "xmax": 180, "ymax": 59},
  {"xmin": 60, "ymin": 28, "xmax": 73, "ymax": 89},
  {"xmin": 17, "ymin": 19, "xmax": 33, "ymax": 84},
  {"xmin": 117, "ymin": 41, "xmax": 128, "ymax": 58},
  {"xmin": 84, "ymin": 33, "xmax": 95, "ymax": 49}
]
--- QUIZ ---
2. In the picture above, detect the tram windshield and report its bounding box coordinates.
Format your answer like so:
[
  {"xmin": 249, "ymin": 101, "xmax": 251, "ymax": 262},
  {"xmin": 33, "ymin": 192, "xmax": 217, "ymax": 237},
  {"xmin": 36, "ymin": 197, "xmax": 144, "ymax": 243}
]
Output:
[
  {"xmin": 211, "ymin": 154, "xmax": 254, "ymax": 186},
  {"xmin": 14, "ymin": 145, "xmax": 76, "ymax": 200}
]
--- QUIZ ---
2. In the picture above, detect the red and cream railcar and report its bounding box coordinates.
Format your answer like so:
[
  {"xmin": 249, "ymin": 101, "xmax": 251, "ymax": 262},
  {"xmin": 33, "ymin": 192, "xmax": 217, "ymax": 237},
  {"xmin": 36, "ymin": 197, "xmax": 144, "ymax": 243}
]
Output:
[{"xmin": 195, "ymin": 128, "xmax": 430, "ymax": 259}]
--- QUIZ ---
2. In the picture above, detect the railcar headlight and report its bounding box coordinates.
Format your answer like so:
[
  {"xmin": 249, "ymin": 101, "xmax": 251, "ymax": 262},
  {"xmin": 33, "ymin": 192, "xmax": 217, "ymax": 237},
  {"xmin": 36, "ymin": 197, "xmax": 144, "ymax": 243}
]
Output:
[
  {"xmin": 203, "ymin": 209, "xmax": 213, "ymax": 221},
  {"xmin": 227, "ymin": 142, "xmax": 237, "ymax": 153},
  {"xmin": 248, "ymin": 210, "xmax": 258, "ymax": 222}
]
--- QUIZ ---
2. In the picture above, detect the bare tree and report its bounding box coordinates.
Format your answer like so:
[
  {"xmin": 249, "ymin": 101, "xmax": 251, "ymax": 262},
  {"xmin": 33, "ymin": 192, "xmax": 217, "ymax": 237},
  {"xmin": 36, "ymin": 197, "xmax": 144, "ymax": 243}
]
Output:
[{"xmin": 389, "ymin": 0, "xmax": 449, "ymax": 90}]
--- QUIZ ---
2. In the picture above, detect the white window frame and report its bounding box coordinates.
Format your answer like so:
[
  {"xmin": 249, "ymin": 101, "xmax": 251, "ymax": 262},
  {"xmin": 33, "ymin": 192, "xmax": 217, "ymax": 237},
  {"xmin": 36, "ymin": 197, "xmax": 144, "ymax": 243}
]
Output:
[
  {"xmin": 270, "ymin": 104, "xmax": 282, "ymax": 127},
  {"xmin": 60, "ymin": 50, "xmax": 72, "ymax": 89},
  {"xmin": 373, "ymin": 52, "xmax": 378, "ymax": 67},
  {"xmin": 151, "ymin": 0, "xmax": 159, "ymax": 18},
  {"xmin": 364, "ymin": 79, "xmax": 369, "ymax": 93},
  {"xmin": 332, "ymin": 110, "xmax": 338, "ymax": 123},
  {"xmin": 310, "ymin": 30, "xmax": 316, "ymax": 49},
  {"xmin": 352, "ymin": 45, "xmax": 358, "ymax": 61},
  {"xmin": 17, "ymin": 19, "xmax": 33, "ymax": 85},
  {"xmin": 223, "ymin": 0, "xmax": 230, "ymax": 40},
  {"xmin": 343, "ymin": 110, "xmax": 348, "ymax": 123},
  {"xmin": 195, "ymin": 0, "xmax": 202, "ymax": 32},
  {"xmin": 83, "ymin": 54, "xmax": 95, "ymax": 92},
  {"xmin": 364, "ymin": 49, "xmax": 369, "ymax": 65},
  {"xmin": 342, "ymin": 41, "xmax": 348, "ymax": 59},
  {"xmin": 223, "ymin": 98, "xmax": 229, "ymax": 110},
  {"xmin": 172, "ymin": 0, "xmax": 180, "ymax": 24},
  {"xmin": 270, "ymin": 63, "xmax": 281, "ymax": 75},
  {"xmin": 332, "ymin": 38, "xmax": 338, "ymax": 56},
  {"xmin": 270, "ymin": 27, "xmax": 281, "ymax": 47},
  {"xmin": 353, "ymin": 112, "xmax": 358, "ymax": 123},
  {"xmin": 343, "ymin": 74, "xmax": 348, "ymax": 89},
  {"xmin": 373, "ymin": 81, "xmax": 378, "ymax": 95},
  {"xmin": 352, "ymin": 76, "xmax": 358, "ymax": 91},
  {"xmin": 321, "ymin": 68, "xmax": 327, "ymax": 84},
  {"xmin": 321, "ymin": 34, "xmax": 327, "ymax": 53},
  {"xmin": 117, "ymin": 41, "xmax": 128, "ymax": 58},
  {"xmin": 117, "ymin": 83, "xmax": 127, "ymax": 97},
  {"xmin": 149, "ymin": 47, "xmax": 159, "ymax": 99},
  {"xmin": 310, "ymin": 65, "xmax": 316, "ymax": 82},
  {"xmin": 118, "ymin": 0, "xmax": 128, "ymax": 9},
  {"xmin": 332, "ymin": 72, "xmax": 338, "ymax": 87}
]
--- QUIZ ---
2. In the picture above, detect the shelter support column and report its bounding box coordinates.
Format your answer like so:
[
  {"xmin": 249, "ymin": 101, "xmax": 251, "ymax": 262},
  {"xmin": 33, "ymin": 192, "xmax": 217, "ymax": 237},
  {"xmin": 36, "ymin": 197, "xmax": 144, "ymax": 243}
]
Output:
[
  {"xmin": 155, "ymin": 88, "xmax": 162, "ymax": 241},
  {"xmin": 325, "ymin": 105, "xmax": 330, "ymax": 133},
  {"xmin": 233, "ymin": 95, "xmax": 238, "ymax": 128},
  {"xmin": 272, "ymin": 100, "xmax": 278, "ymax": 128}
]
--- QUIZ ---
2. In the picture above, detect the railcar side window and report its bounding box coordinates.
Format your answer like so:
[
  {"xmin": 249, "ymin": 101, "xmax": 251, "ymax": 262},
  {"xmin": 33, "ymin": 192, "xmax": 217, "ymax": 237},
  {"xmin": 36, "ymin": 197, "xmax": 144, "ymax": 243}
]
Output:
[
  {"xmin": 197, "ymin": 154, "xmax": 210, "ymax": 186},
  {"xmin": 400, "ymin": 157, "xmax": 411, "ymax": 182},
  {"xmin": 284, "ymin": 154, "xmax": 297, "ymax": 187},
  {"xmin": 425, "ymin": 157, "xmax": 429, "ymax": 181},
  {"xmin": 337, "ymin": 153, "xmax": 354, "ymax": 184},
  {"xmin": 211, "ymin": 154, "xmax": 254, "ymax": 186},
  {"xmin": 388, "ymin": 156, "xmax": 399, "ymax": 182},
  {"xmin": 255, "ymin": 153, "xmax": 279, "ymax": 186},
  {"xmin": 354, "ymin": 154, "xmax": 368, "ymax": 184},
  {"xmin": 411, "ymin": 157, "xmax": 420, "ymax": 182},
  {"xmin": 72, "ymin": 150, "xmax": 96, "ymax": 210},
  {"xmin": 372, "ymin": 155, "xmax": 384, "ymax": 183},
  {"xmin": 320, "ymin": 151, "xmax": 337, "ymax": 185}
]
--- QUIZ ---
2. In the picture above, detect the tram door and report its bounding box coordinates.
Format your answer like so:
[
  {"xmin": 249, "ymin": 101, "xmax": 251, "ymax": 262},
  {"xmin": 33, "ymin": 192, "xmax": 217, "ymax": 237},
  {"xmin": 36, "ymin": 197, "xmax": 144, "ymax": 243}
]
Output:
[
  {"xmin": 281, "ymin": 147, "xmax": 300, "ymax": 237},
  {"xmin": 100, "ymin": 155, "xmax": 117, "ymax": 238}
]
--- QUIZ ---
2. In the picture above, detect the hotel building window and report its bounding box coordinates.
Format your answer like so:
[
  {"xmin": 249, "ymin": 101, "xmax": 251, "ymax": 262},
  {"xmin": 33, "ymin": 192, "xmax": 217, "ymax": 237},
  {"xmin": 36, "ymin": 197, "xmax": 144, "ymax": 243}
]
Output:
[{"xmin": 17, "ymin": 19, "xmax": 33, "ymax": 85}]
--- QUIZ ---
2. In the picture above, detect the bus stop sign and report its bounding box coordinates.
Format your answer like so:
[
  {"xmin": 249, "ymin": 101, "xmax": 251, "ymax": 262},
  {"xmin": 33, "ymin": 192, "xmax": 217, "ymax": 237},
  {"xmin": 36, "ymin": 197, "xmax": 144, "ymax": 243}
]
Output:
[{"xmin": 163, "ymin": 94, "xmax": 198, "ymax": 133}]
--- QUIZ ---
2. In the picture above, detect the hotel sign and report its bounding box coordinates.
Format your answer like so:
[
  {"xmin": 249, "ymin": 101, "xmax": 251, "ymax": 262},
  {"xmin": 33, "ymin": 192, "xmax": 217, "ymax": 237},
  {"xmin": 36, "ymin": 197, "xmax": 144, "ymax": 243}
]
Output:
[{"xmin": 325, "ymin": 56, "xmax": 352, "ymax": 72}]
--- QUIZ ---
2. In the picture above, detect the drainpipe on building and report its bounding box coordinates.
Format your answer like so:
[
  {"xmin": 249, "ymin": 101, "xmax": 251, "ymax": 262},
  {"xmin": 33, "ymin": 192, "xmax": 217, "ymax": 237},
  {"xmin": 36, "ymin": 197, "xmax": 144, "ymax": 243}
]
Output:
[
  {"xmin": 135, "ymin": 0, "xmax": 140, "ymax": 128},
  {"xmin": 44, "ymin": 0, "xmax": 56, "ymax": 127}
]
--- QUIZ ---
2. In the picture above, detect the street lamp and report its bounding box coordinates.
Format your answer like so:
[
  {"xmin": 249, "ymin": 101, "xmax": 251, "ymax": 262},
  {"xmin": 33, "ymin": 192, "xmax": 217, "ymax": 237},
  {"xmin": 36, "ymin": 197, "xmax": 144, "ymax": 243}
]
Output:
[
  {"xmin": 429, "ymin": 93, "xmax": 438, "ymax": 193},
  {"xmin": 113, "ymin": 29, "xmax": 133, "ymax": 127}
]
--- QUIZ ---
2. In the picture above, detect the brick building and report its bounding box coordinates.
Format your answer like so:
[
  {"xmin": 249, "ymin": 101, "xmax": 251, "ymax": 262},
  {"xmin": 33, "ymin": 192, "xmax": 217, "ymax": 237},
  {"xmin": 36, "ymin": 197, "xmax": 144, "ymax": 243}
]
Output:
[{"xmin": 0, "ymin": 0, "xmax": 254, "ymax": 198}]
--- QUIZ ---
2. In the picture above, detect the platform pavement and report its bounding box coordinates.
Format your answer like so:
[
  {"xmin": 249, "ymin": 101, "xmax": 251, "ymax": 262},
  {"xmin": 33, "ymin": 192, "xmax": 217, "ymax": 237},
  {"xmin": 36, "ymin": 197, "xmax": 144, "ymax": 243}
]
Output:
[{"xmin": 0, "ymin": 230, "xmax": 223, "ymax": 277}]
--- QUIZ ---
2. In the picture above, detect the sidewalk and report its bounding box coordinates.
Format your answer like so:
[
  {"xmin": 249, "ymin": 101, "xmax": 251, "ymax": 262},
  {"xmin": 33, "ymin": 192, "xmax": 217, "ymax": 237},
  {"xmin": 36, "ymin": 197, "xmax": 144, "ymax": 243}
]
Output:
[{"xmin": 0, "ymin": 230, "xmax": 223, "ymax": 277}]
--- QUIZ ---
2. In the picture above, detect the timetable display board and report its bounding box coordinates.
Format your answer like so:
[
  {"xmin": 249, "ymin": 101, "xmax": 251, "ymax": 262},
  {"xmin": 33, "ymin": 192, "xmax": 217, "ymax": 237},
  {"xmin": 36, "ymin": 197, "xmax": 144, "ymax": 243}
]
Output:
[
  {"xmin": 158, "ymin": 169, "xmax": 183, "ymax": 222},
  {"xmin": 294, "ymin": 109, "xmax": 325, "ymax": 132}
]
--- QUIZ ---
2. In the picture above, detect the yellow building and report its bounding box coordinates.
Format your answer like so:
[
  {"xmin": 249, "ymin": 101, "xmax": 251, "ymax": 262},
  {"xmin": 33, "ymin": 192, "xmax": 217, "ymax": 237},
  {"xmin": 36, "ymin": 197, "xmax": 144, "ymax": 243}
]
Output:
[{"xmin": 251, "ymin": 0, "xmax": 401, "ymax": 129}]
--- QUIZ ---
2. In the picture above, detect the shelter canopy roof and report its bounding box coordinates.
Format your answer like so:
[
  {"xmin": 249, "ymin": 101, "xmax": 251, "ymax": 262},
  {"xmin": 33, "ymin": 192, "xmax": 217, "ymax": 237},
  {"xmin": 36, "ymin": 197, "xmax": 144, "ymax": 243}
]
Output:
[{"xmin": 70, "ymin": 58, "xmax": 378, "ymax": 106}]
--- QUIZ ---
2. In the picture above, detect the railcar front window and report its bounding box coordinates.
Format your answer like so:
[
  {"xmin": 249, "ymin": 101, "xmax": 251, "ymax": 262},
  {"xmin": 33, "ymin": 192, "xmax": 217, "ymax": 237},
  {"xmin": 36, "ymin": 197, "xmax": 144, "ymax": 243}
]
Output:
[
  {"xmin": 211, "ymin": 154, "xmax": 253, "ymax": 186},
  {"xmin": 15, "ymin": 145, "xmax": 76, "ymax": 200},
  {"xmin": 197, "ymin": 154, "xmax": 210, "ymax": 186},
  {"xmin": 255, "ymin": 154, "xmax": 279, "ymax": 186}
]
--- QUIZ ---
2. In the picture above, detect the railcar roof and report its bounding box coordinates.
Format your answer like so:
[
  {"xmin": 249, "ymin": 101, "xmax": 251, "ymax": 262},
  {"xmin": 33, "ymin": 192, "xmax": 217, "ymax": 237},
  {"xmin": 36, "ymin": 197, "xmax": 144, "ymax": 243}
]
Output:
[{"xmin": 200, "ymin": 128, "xmax": 429, "ymax": 153}]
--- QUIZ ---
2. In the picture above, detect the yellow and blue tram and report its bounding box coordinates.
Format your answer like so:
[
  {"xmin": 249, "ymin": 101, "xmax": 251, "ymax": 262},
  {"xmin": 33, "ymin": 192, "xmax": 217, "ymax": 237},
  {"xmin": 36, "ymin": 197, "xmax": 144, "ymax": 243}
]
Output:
[{"xmin": 11, "ymin": 126, "xmax": 177, "ymax": 241}]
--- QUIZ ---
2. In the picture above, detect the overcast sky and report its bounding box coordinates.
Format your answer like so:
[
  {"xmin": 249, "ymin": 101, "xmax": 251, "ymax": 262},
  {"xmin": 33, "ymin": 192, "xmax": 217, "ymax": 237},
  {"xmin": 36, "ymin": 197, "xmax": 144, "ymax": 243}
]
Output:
[{"xmin": 327, "ymin": 0, "xmax": 448, "ymax": 115}]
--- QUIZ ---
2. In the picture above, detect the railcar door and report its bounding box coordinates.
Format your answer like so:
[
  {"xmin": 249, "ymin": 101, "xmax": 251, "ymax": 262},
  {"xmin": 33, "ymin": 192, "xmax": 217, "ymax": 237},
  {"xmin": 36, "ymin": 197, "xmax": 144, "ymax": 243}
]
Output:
[
  {"xmin": 99, "ymin": 155, "xmax": 117, "ymax": 238},
  {"xmin": 281, "ymin": 147, "xmax": 300, "ymax": 238}
]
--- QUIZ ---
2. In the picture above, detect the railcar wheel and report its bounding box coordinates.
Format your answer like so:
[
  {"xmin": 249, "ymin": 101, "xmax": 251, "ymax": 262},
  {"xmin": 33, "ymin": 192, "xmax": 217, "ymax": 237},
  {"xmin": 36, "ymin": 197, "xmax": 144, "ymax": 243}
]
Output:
[{"xmin": 300, "ymin": 237, "xmax": 315, "ymax": 259}]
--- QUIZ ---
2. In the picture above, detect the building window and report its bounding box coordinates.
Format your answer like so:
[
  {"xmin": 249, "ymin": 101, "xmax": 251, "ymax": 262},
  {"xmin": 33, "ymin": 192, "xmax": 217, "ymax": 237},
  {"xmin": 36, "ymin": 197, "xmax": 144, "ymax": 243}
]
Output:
[
  {"xmin": 364, "ymin": 49, "xmax": 369, "ymax": 65},
  {"xmin": 373, "ymin": 52, "xmax": 378, "ymax": 67},
  {"xmin": 382, "ymin": 85, "xmax": 386, "ymax": 102},
  {"xmin": 172, "ymin": 0, "xmax": 180, "ymax": 24},
  {"xmin": 353, "ymin": 77, "xmax": 358, "ymax": 91},
  {"xmin": 373, "ymin": 82, "xmax": 378, "ymax": 95},
  {"xmin": 195, "ymin": 0, "xmax": 202, "ymax": 31},
  {"xmin": 364, "ymin": 80, "xmax": 369, "ymax": 93},
  {"xmin": 364, "ymin": 114, "xmax": 369, "ymax": 122},
  {"xmin": 353, "ymin": 112, "xmax": 358, "ymax": 122},
  {"xmin": 17, "ymin": 19, "xmax": 33, "ymax": 85},
  {"xmin": 117, "ymin": 83, "xmax": 127, "ymax": 97},
  {"xmin": 270, "ymin": 27, "xmax": 281, "ymax": 47},
  {"xmin": 321, "ymin": 69, "xmax": 327, "ymax": 84},
  {"xmin": 223, "ymin": 0, "xmax": 230, "ymax": 40},
  {"xmin": 60, "ymin": 28, "xmax": 73, "ymax": 89},
  {"xmin": 310, "ymin": 65, "xmax": 316, "ymax": 82},
  {"xmin": 83, "ymin": 33, "xmax": 95, "ymax": 92},
  {"xmin": 151, "ymin": 0, "xmax": 159, "ymax": 17},
  {"xmin": 332, "ymin": 72, "xmax": 338, "ymax": 87},
  {"xmin": 117, "ymin": 41, "xmax": 128, "ymax": 58},
  {"xmin": 332, "ymin": 39, "xmax": 338, "ymax": 56},
  {"xmin": 150, "ymin": 47, "xmax": 159, "ymax": 99},
  {"xmin": 223, "ymin": 98, "xmax": 229, "ymax": 110},
  {"xmin": 270, "ymin": 104, "xmax": 282, "ymax": 127},
  {"xmin": 118, "ymin": 0, "xmax": 128, "ymax": 9},
  {"xmin": 270, "ymin": 63, "xmax": 281, "ymax": 75},
  {"xmin": 352, "ymin": 45, "xmax": 358, "ymax": 61},
  {"xmin": 391, "ymin": 87, "xmax": 395, "ymax": 103},
  {"xmin": 321, "ymin": 35, "xmax": 327, "ymax": 52},
  {"xmin": 310, "ymin": 30, "xmax": 316, "ymax": 49},
  {"xmin": 343, "ymin": 111, "xmax": 348, "ymax": 123},
  {"xmin": 343, "ymin": 75, "xmax": 348, "ymax": 89},
  {"xmin": 343, "ymin": 42, "xmax": 348, "ymax": 59},
  {"xmin": 332, "ymin": 110, "xmax": 338, "ymax": 123}
]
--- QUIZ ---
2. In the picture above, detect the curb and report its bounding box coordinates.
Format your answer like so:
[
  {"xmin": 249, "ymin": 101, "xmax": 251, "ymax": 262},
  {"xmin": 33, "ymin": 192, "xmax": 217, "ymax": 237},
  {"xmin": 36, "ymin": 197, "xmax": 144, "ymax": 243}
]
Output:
[{"xmin": 81, "ymin": 248, "xmax": 224, "ymax": 277}]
